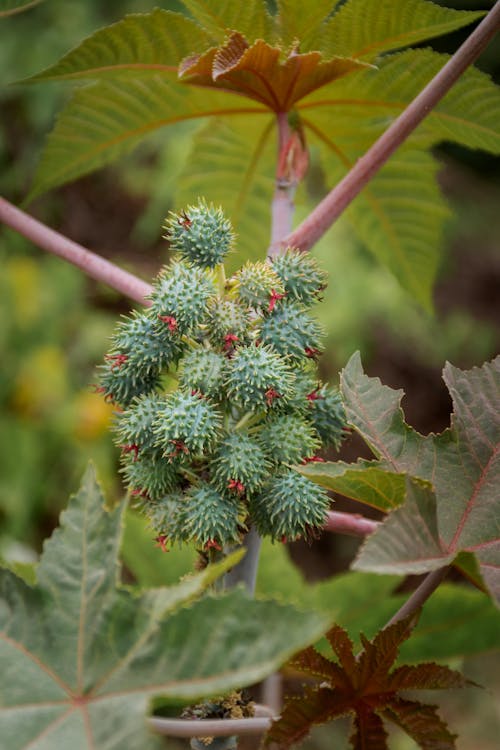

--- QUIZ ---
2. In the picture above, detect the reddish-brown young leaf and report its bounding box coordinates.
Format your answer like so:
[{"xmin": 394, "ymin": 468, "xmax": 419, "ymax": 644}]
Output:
[
  {"xmin": 349, "ymin": 711, "xmax": 389, "ymax": 750},
  {"xmin": 325, "ymin": 623, "xmax": 357, "ymax": 675},
  {"xmin": 289, "ymin": 646, "xmax": 351, "ymax": 689},
  {"xmin": 357, "ymin": 615, "xmax": 416, "ymax": 693},
  {"xmin": 382, "ymin": 698, "xmax": 457, "ymax": 750},
  {"xmin": 267, "ymin": 686, "xmax": 353, "ymax": 748},
  {"xmin": 387, "ymin": 663, "xmax": 469, "ymax": 692},
  {"xmin": 267, "ymin": 614, "xmax": 466, "ymax": 749},
  {"xmin": 179, "ymin": 32, "xmax": 368, "ymax": 111}
]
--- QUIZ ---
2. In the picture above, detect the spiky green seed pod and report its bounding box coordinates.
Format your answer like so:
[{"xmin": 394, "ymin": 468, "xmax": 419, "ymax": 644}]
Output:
[
  {"xmin": 153, "ymin": 389, "xmax": 222, "ymax": 456},
  {"xmin": 141, "ymin": 492, "xmax": 186, "ymax": 540},
  {"xmin": 225, "ymin": 344, "xmax": 294, "ymax": 410},
  {"xmin": 277, "ymin": 368, "xmax": 319, "ymax": 416},
  {"xmin": 251, "ymin": 469, "xmax": 330, "ymax": 541},
  {"xmin": 121, "ymin": 453, "xmax": 183, "ymax": 502},
  {"xmin": 177, "ymin": 482, "xmax": 243, "ymax": 548},
  {"xmin": 113, "ymin": 393, "xmax": 165, "ymax": 457},
  {"xmin": 149, "ymin": 261, "xmax": 216, "ymax": 334},
  {"xmin": 233, "ymin": 261, "xmax": 284, "ymax": 311},
  {"xmin": 164, "ymin": 199, "xmax": 235, "ymax": 269},
  {"xmin": 206, "ymin": 298, "xmax": 252, "ymax": 350},
  {"xmin": 97, "ymin": 360, "xmax": 160, "ymax": 407},
  {"xmin": 258, "ymin": 414, "xmax": 320, "ymax": 465},
  {"xmin": 271, "ymin": 249, "xmax": 328, "ymax": 306},
  {"xmin": 179, "ymin": 349, "xmax": 226, "ymax": 399},
  {"xmin": 307, "ymin": 384, "xmax": 347, "ymax": 450},
  {"xmin": 210, "ymin": 433, "xmax": 271, "ymax": 495},
  {"xmin": 111, "ymin": 311, "xmax": 185, "ymax": 374},
  {"xmin": 260, "ymin": 301, "xmax": 325, "ymax": 361}
]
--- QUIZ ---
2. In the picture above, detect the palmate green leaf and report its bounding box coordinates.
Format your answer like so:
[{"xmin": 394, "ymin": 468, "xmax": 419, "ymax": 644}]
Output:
[
  {"xmin": 0, "ymin": 466, "xmax": 331, "ymax": 750},
  {"xmin": 26, "ymin": 79, "xmax": 267, "ymax": 203},
  {"xmin": 309, "ymin": 144, "xmax": 448, "ymax": 309},
  {"xmin": 25, "ymin": 4, "xmax": 500, "ymax": 308},
  {"xmin": 299, "ymin": 48, "xmax": 500, "ymax": 305},
  {"xmin": 319, "ymin": 0, "xmax": 484, "ymax": 61},
  {"xmin": 276, "ymin": 0, "xmax": 337, "ymax": 50},
  {"xmin": 25, "ymin": 10, "xmax": 211, "ymax": 82},
  {"xmin": 176, "ymin": 115, "xmax": 276, "ymax": 266},
  {"xmin": 301, "ymin": 48, "xmax": 500, "ymax": 159},
  {"xmin": 338, "ymin": 353, "xmax": 500, "ymax": 604},
  {"xmin": 0, "ymin": 0, "xmax": 41, "ymax": 17},
  {"xmin": 298, "ymin": 460, "xmax": 407, "ymax": 511},
  {"xmin": 255, "ymin": 541, "xmax": 500, "ymax": 663},
  {"xmin": 182, "ymin": 0, "xmax": 274, "ymax": 44}
]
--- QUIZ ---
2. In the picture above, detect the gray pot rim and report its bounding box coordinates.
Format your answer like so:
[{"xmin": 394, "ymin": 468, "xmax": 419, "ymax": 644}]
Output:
[{"xmin": 148, "ymin": 704, "xmax": 276, "ymax": 737}]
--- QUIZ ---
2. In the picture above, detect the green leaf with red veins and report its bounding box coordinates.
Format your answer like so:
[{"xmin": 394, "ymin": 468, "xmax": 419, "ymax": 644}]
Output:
[
  {"xmin": 0, "ymin": 466, "xmax": 332, "ymax": 750},
  {"xmin": 341, "ymin": 353, "xmax": 500, "ymax": 605}
]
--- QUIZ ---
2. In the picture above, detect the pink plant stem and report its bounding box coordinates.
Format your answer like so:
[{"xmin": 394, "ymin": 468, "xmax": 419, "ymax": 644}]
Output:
[
  {"xmin": 282, "ymin": 2, "xmax": 500, "ymax": 253},
  {"xmin": 384, "ymin": 566, "xmax": 450, "ymax": 628},
  {"xmin": 324, "ymin": 510, "xmax": 379, "ymax": 537},
  {"xmin": 268, "ymin": 112, "xmax": 295, "ymax": 258},
  {"xmin": 0, "ymin": 196, "xmax": 152, "ymax": 305}
]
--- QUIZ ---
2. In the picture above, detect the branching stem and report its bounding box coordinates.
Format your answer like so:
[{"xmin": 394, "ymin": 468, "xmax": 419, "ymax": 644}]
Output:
[
  {"xmin": 384, "ymin": 566, "xmax": 451, "ymax": 628},
  {"xmin": 324, "ymin": 511, "xmax": 379, "ymax": 537},
  {"xmin": 281, "ymin": 2, "xmax": 500, "ymax": 253},
  {"xmin": 0, "ymin": 196, "xmax": 152, "ymax": 304},
  {"xmin": 2, "ymin": 6, "xmax": 498, "ymax": 300}
]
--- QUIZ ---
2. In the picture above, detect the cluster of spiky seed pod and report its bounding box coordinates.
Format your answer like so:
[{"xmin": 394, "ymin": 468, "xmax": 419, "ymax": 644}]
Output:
[{"xmin": 97, "ymin": 199, "xmax": 347, "ymax": 552}]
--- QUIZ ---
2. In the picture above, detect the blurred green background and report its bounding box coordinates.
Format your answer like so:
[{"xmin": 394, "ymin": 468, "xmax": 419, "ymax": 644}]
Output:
[{"xmin": 0, "ymin": 2, "xmax": 499, "ymax": 748}]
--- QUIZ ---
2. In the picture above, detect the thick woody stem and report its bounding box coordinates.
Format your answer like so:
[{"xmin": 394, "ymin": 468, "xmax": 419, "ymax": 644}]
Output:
[
  {"xmin": 281, "ymin": 2, "xmax": 500, "ymax": 253},
  {"xmin": 0, "ymin": 196, "xmax": 152, "ymax": 305},
  {"xmin": 384, "ymin": 566, "xmax": 450, "ymax": 628}
]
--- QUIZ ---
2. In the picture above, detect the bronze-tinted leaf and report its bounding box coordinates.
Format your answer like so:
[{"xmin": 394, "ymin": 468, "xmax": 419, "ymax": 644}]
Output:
[
  {"xmin": 349, "ymin": 711, "xmax": 389, "ymax": 750},
  {"xmin": 179, "ymin": 32, "xmax": 368, "ymax": 111},
  {"xmin": 382, "ymin": 698, "xmax": 457, "ymax": 749},
  {"xmin": 268, "ymin": 615, "xmax": 466, "ymax": 749},
  {"xmin": 266, "ymin": 687, "xmax": 353, "ymax": 748}
]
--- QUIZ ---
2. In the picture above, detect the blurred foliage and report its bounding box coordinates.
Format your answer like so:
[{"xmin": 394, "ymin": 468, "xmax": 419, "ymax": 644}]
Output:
[{"xmin": 0, "ymin": 235, "xmax": 119, "ymax": 556}]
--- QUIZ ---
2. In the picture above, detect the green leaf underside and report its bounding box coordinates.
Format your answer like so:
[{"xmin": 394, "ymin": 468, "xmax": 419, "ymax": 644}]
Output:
[
  {"xmin": 338, "ymin": 353, "xmax": 500, "ymax": 605},
  {"xmin": 298, "ymin": 49, "xmax": 499, "ymax": 305},
  {"xmin": 318, "ymin": 0, "xmax": 484, "ymax": 61},
  {"xmin": 267, "ymin": 615, "xmax": 465, "ymax": 749},
  {"xmin": 182, "ymin": 0, "xmax": 274, "ymax": 44},
  {"xmin": 300, "ymin": 50, "xmax": 500, "ymax": 155},
  {"xmin": 26, "ymin": 80, "xmax": 268, "ymax": 203},
  {"xmin": 28, "ymin": 39, "xmax": 499, "ymax": 306},
  {"xmin": 24, "ymin": 10, "xmax": 211, "ymax": 82},
  {"xmin": 276, "ymin": 0, "xmax": 339, "ymax": 50},
  {"xmin": 298, "ymin": 460, "xmax": 406, "ymax": 511},
  {"xmin": 176, "ymin": 115, "xmax": 276, "ymax": 267},
  {"xmin": 0, "ymin": 466, "xmax": 330, "ymax": 750},
  {"xmin": 254, "ymin": 541, "xmax": 500, "ymax": 663}
]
